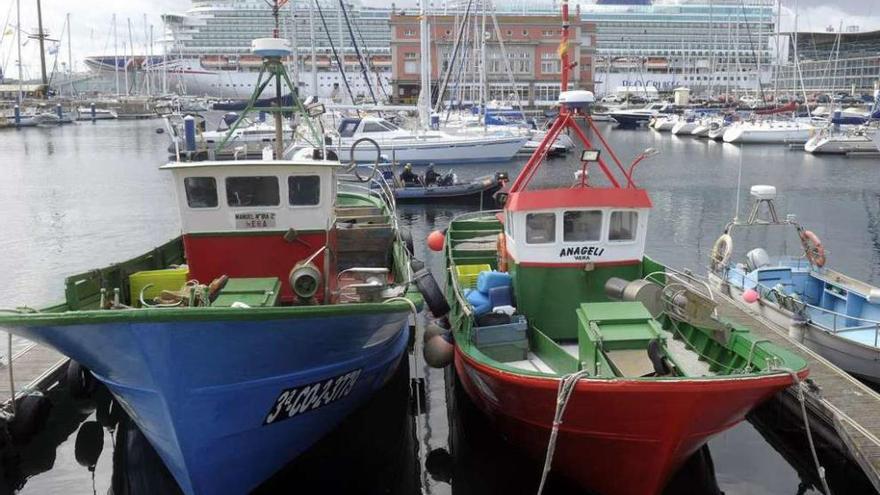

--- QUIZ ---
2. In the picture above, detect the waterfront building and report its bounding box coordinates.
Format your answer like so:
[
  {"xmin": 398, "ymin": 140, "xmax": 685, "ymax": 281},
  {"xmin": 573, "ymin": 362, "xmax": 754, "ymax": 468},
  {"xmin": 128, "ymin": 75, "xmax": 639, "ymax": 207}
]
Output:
[
  {"xmin": 81, "ymin": 0, "xmax": 776, "ymax": 101},
  {"xmin": 776, "ymin": 28, "xmax": 880, "ymax": 96},
  {"xmin": 389, "ymin": 12, "xmax": 596, "ymax": 107}
]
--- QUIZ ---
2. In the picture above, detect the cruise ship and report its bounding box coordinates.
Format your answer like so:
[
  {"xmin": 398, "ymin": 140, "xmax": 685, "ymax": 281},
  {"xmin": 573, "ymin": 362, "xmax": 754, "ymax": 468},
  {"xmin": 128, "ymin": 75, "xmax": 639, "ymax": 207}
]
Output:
[
  {"xmin": 83, "ymin": 0, "xmax": 775, "ymax": 100},
  {"xmin": 86, "ymin": 0, "xmax": 394, "ymax": 100}
]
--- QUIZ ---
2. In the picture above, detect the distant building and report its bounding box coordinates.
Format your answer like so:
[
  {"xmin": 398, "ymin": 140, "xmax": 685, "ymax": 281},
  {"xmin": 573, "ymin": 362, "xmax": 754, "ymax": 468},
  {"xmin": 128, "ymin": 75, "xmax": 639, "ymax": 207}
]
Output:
[
  {"xmin": 776, "ymin": 29, "xmax": 880, "ymax": 95},
  {"xmin": 0, "ymin": 84, "xmax": 49, "ymax": 100},
  {"xmin": 389, "ymin": 12, "xmax": 596, "ymax": 107}
]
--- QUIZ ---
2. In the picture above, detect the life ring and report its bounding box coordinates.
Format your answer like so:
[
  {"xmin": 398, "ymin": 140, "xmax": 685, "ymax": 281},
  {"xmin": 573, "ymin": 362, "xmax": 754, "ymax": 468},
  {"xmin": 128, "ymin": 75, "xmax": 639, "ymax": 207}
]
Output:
[
  {"xmin": 800, "ymin": 230, "xmax": 826, "ymax": 267},
  {"xmin": 497, "ymin": 233, "xmax": 509, "ymax": 272},
  {"xmin": 711, "ymin": 234, "xmax": 733, "ymax": 267}
]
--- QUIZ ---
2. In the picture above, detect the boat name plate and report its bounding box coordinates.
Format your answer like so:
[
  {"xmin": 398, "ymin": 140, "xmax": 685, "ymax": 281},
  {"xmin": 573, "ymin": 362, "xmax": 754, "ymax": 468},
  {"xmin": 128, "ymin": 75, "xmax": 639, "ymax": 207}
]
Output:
[{"xmin": 264, "ymin": 368, "xmax": 362, "ymax": 425}]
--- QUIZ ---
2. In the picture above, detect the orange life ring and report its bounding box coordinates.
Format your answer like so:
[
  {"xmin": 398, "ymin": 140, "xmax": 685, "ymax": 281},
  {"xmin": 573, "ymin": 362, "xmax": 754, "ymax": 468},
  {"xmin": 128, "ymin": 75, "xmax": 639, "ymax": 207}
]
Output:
[
  {"xmin": 497, "ymin": 233, "xmax": 509, "ymax": 272},
  {"xmin": 800, "ymin": 230, "xmax": 826, "ymax": 267}
]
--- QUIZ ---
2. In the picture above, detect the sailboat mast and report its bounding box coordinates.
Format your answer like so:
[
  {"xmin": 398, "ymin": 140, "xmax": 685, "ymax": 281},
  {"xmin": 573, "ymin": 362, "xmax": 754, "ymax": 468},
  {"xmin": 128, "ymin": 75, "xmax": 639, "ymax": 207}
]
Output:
[
  {"xmin": 309, "ymin": 0, "xmax": 317, "ymax": 95},
  {"xmin": 114, "ymin": 14, "xmax": 120, "ymax": 97},
  {"xmin": 67, "ymin": 13, "xmax": 73, "ymax": 76},
  {"xmin": 35, "ymin": 0, "xmax": 48, "ymax": 86},
  {"xmin": 15, "ymin": 0, "xmax": 22, "ymax": 103}
]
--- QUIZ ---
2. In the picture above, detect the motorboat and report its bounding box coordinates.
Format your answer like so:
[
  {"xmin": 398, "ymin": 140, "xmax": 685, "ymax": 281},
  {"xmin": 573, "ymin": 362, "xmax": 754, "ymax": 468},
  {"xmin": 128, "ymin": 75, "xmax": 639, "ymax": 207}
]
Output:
[
  {"xmin": 381, "ymin": 169, "xmax": 507, "ymax": 203},
  {"xmin": 76, "ymin": 107, "xmax": 119, "ymax": 120},
  {"xmin": 607, "ymin": 102, "xmax": 672, "ymax": 128},
  {"xmin": 649, "ymin": 114, "xmax": 677, "ymax": 132},
  {"xmin": 670, "ymin": 114, "xmax": 700, "ymax": 135},
  {"xmin": 804, "ymin": 125, "xmax": 879, "ymax": 154},
  {"xmin": 708, "ymin": 185, "xmax": 880, "ymax": 383},
  {"xmin": 723, "ymin": 119, "xmax": 819, "ymax": 144},
  {"xmin": 312, "ymin": 116, "xmax": 526, "ymax": 165},
  {"xmin": 0, "ymin": 34, "xmax": 429, "ymax": 495},
  {"xmin": 425, "ymin": 15, "xmax": 809, "ymax": 493}
]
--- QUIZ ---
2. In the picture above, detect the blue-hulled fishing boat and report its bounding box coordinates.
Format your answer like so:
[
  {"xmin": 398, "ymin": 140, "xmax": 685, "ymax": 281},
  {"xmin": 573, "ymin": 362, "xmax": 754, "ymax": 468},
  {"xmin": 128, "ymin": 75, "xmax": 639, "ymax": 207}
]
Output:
[
  {"xmin": 708, "ymin": 185, "xmax": 880, "ymax": 383},
  {"xmin": 0, "ymin": 29, "xmax": 428, "ymax": 495}
]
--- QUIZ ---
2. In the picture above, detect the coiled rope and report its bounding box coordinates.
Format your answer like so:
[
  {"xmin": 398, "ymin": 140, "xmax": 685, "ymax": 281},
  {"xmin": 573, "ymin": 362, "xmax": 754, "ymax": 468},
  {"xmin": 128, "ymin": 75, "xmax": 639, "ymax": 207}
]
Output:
[{"xmin": 536, "ymin": 369, "xmax": 592, "ymax": 495}]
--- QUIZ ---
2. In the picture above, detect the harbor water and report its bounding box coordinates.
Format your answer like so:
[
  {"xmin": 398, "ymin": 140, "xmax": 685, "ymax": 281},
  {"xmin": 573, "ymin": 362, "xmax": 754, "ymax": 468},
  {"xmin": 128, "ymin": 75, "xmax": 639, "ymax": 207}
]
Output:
[{"xmin": 1, "ymin": 119, "xmax": 879, "ymax": 494}]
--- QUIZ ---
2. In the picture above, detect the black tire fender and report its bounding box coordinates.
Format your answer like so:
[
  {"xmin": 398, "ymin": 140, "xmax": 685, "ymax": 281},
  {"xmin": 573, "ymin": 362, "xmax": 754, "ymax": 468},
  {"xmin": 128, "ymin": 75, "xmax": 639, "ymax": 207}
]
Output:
[{"xmin": 412, "ymin": 266, "xmax": 450, "ymax": 318}]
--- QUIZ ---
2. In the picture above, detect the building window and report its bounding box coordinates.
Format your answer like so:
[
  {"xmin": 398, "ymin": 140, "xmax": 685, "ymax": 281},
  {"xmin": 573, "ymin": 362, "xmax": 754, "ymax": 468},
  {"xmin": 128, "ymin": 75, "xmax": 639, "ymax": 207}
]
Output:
[
  {"xmin": 526, "ymin": 213, "xmax": 556, "ymax": 244},
  {"xmin": 226, "ymin": 176, "xmax": 280, "ymax": 207},
  {"xmin": 541, "ymin": 52, "xmax": 561, "ymax": 74},
  {"xmin": 563, "ymin": 211, "xmax": 602, "ymax": 242},
  {"xmin": 184, "ymin": 177, "xmax": 218, "ymax": 208},
  {"xmin": 288, "ymin": 176, "xmax": 320, "ymax": 206},
  {"xmin": 404, "ymin": 29, "xmax": 415, "ymax": 37},
  {"xmin": 403, "ymin": 51, "xmax": 418, "ymax": 74},
  {"xmin": 609, "ymin": 211, "xmax": 638, "ymax": 242}
]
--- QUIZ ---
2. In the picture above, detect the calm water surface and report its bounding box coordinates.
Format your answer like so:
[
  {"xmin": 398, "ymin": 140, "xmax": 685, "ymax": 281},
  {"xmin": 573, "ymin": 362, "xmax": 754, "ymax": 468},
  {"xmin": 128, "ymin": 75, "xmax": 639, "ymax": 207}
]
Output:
[{"xmin": 0, "ymin": 119, "xmax": 878, "ymax": 494}]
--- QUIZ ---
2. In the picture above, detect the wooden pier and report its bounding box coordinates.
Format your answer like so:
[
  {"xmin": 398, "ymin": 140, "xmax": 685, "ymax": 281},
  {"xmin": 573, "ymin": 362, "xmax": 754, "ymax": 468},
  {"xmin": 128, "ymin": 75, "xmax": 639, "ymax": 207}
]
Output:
[
  {"xmin": 0, "ymin": 343, "xmax": 67, "ymax": 404},
  {"xmin": 713, "ymin": 291, "xmax": 880, "ymax": 491}
]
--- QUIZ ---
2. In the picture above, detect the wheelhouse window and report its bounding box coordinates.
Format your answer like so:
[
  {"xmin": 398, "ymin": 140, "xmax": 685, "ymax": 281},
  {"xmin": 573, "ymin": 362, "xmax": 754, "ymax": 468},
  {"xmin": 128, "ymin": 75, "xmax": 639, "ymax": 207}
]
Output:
[
  {"xmin": 526, "ymin": 213, "xmax": 556, "ymax": 244},
  {"xmin": 362, "ymin": 122, "xmax": 388, "ymax": 133},
  {"xmin": 226, "ymin": 176, "xmax": 280, "ymax": 207},
  {"xmin": 609, "ymin": 211, "xmax": 638, "ymax": 241},
  {"xmin": 288, "ymin": 176, "xmax": 320, "ymax": 206},
  {"xmin": 184, "ymin": 177, "xmax": 218, "ymax": 208},
  {"xmin": 563, "ymin": 210, "xmax": 602, "ymax": 242}
]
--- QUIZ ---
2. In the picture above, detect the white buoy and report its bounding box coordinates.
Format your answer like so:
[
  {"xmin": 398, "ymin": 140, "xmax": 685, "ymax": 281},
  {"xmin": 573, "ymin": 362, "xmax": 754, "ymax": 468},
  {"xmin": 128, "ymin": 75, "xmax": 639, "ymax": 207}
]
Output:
[{"xmin": 424, "ymin": 334, "xmax": 454, "ymax": 368}]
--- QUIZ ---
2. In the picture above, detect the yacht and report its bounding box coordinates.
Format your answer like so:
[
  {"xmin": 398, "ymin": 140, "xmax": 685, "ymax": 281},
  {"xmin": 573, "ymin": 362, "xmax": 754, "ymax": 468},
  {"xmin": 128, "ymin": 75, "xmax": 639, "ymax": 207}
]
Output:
[
  {"xmin": 307, "ymin": 116, "xmax": 527, "ymax": 165},
  {"xmin": 804, "ymin": 125, "xmax": 879, "ymax": 154},
  {"xmin": 722, "ymin": 119, "xmax": 819, "ymax": 144},
  {"xmin": 607, "ymin": 102, "xmax": 672, "ymax": 128}
]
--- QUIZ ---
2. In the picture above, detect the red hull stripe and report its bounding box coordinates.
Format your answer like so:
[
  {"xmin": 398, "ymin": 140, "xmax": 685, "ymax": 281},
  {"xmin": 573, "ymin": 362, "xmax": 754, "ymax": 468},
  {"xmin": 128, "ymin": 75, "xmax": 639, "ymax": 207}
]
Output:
[
  {"xmin": 506, "ymin": 187, "xmax": 652, "ymax": 212},
  {"xmin": 515, "ymin": 259, "xmax": 641, "ymax": 268}
]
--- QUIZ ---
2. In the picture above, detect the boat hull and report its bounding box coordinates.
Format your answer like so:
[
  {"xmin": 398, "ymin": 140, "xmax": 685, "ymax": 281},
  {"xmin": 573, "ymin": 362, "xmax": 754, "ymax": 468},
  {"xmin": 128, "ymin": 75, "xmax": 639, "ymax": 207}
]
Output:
[
  {"xmin": 8, "ymin": 311, "xmax": 411, "ymax": 495},
  {"xmin": 804, "ymin": 135, "xmax": 878, "ymax": 154},
  {"xmin": 723, "ymin": 125, "xmax": 812, "ymax": 144},
  {"xmin": 454, "ymin": 348, "xmax": 801, "ymax": 495},
  {"xmin": 710, "ymin": 274, "xmax": 880, "ymax": 383},
  {"xmin": 337, "ymin": 137, "xmax": 526, "ymax": 165},
  {"xmin": 392, "ymin": 179, "xmax": 503, "ymax": 203}
]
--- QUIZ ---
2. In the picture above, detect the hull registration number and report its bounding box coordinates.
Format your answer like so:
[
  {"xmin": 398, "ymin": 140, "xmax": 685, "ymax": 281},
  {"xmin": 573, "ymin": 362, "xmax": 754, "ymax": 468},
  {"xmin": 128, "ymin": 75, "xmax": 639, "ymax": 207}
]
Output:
[{"xmin": 264, "ymin": 369, "xmax": 362, "ymax": 425}]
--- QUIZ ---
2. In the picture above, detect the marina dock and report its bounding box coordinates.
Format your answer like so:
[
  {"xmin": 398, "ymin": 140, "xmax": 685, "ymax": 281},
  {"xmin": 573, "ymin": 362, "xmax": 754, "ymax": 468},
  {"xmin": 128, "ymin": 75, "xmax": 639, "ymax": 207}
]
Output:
[
  {"xmin": 713, "ymin": 289, "xmax": 880, "ymax": 491},
  {"xmin": 0, "ymin": 343, "xmax": 67, "ymax": 404}
]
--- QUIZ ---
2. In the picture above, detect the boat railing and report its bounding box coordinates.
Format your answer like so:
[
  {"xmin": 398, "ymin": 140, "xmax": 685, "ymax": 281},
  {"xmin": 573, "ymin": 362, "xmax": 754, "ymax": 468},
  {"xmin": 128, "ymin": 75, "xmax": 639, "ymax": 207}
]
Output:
[{"xmin": 722, "ymin": 264, "xmax": 880, "ymax": 347}]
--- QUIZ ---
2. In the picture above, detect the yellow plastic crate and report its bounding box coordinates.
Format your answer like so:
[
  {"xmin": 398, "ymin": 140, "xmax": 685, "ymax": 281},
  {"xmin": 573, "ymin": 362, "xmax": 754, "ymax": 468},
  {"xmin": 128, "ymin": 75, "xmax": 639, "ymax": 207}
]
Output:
[
  {"xmin": 129, "ymin": 266, "xmax": 189, "ymax": 307},
  {"xmin": 455, "ymin": 264, "xmax": 491, "ymax": 289}
]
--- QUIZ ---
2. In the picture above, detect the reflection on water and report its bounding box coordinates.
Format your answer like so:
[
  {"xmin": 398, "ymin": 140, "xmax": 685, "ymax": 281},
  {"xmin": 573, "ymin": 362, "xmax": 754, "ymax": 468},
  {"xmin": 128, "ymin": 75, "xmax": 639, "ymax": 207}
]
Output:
[{"xmin": 2, "ymin": 120, "xmax": 880, "ymax": 494}]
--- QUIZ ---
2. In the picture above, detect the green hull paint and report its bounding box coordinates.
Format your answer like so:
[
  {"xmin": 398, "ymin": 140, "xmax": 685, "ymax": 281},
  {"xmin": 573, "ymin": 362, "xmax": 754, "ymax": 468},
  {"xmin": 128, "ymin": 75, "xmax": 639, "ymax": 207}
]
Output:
[{"xmin": 444, "ymin": 213, "xmax": 807, "ymax": 380}]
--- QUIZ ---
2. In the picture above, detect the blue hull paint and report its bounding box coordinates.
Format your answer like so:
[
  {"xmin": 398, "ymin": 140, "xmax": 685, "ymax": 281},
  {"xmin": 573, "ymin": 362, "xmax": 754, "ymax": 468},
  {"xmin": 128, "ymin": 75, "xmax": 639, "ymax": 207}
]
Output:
[{"xmin": 14, "ymin": 311, "xmax": 411, "ymax": 495}]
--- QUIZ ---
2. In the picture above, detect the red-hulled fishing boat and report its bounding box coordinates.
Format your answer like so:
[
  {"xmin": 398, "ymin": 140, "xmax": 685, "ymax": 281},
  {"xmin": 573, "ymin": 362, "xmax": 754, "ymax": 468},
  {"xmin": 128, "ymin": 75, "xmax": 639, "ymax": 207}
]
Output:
[{"xmin": 430, "ymin": 1, "xmax": 810, "ymax": 493}]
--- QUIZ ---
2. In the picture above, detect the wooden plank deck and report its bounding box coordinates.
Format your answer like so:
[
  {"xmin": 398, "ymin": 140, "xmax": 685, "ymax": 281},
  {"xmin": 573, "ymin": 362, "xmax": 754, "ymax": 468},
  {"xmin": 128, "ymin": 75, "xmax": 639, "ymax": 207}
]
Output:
[
  {"xmin": 712, "ymin": 290, "xmax": 880, "ymax": 491},
  {"xmin": 0, "ymin": 343, "xmax": 67, "ymax": 403}
]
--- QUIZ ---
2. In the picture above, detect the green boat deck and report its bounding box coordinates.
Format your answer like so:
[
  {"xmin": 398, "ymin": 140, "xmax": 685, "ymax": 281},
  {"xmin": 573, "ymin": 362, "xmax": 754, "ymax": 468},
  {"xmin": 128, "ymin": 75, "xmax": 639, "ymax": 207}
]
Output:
[{"xmin": 445, "ymin": 213, "xmax": 807, "ymax": 381}]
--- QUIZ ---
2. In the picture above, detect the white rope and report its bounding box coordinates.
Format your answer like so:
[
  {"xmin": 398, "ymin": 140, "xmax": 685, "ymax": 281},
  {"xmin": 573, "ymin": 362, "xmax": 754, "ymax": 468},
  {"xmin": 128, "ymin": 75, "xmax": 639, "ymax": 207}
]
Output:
[
  {"xmin": 536, "ymin": 369, "xmax": 592, "ymax": 495},
  {"xmin": 773, "ymin": 366, "xmax": 832, "ymax": 495},
  {"xmin": 7, "ymin": 332, "xmax": 14, "ymax": 418},
  {"xmin": 383, "ymin": 296, "xmax": 428, "ymax": 494}
]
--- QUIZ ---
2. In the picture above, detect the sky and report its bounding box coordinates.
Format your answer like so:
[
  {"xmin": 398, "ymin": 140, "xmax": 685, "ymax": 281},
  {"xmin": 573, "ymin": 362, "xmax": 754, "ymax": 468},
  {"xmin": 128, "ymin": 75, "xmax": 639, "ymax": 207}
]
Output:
[{"xmin": 0, "ymin": 0, "xmax": 878, "ymax": 80}]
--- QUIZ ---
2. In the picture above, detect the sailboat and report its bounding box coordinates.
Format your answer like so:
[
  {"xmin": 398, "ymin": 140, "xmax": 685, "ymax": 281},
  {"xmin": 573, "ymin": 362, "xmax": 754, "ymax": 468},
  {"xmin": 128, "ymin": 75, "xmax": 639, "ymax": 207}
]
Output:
[
  {"xmin": 430, "ymin": 2, "xmax": 808, "ymax": 494},
  {"xmin": 0, "ymin": 14, "xmax": 427, "ymax": 495}
]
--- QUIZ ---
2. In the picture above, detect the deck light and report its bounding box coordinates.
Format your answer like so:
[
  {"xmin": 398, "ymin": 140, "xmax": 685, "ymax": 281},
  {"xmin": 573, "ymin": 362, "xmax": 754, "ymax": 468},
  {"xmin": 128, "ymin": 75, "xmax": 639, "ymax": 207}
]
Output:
[{"xmin": 581, "ymin": 149, "xmax": 600, "ymax": 162}]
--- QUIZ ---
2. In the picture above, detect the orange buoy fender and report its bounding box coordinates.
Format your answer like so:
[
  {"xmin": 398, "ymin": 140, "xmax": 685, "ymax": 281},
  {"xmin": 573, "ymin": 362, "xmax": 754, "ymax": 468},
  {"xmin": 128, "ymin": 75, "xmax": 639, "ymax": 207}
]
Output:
[{"xmin": 800, "ymin": 230, "xmax": 826, "ymax": 267}]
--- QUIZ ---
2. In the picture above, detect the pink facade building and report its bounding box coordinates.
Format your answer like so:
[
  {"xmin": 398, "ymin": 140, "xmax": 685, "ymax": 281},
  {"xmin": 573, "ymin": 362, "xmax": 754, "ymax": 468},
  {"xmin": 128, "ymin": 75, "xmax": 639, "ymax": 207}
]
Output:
[{"xmin": 389, "ymin": 11, "xmax": 596, "ymax": 106}]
